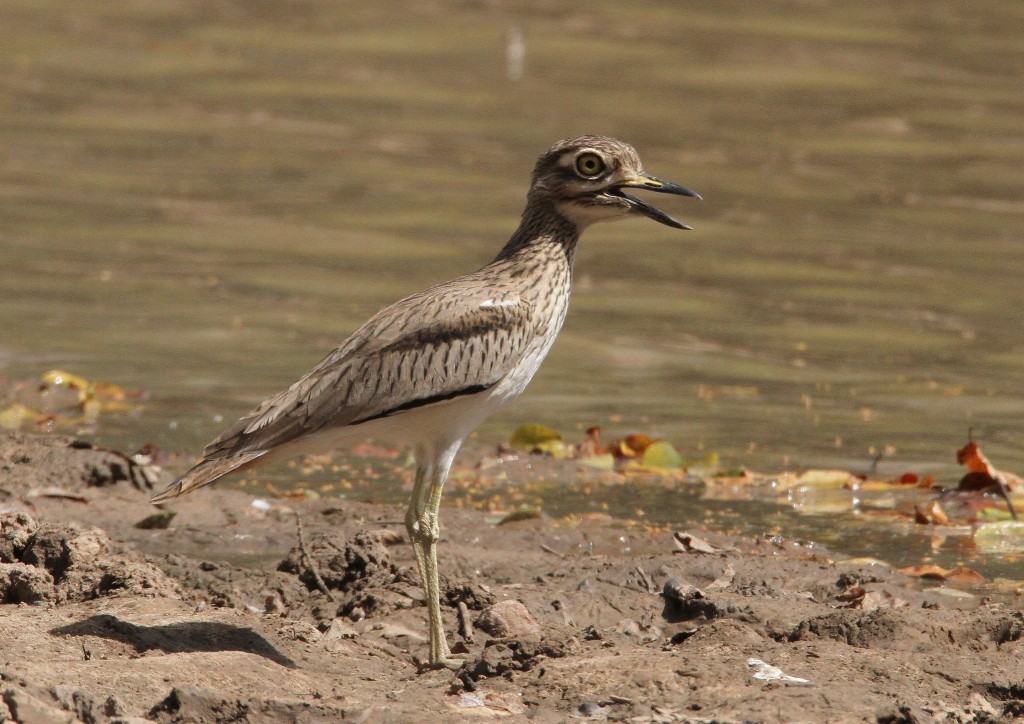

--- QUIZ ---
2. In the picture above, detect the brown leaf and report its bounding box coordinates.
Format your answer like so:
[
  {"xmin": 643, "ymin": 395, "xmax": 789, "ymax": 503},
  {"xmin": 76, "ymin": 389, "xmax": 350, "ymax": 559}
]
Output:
[
  {"xmin": 896, "ymin": 564, "xmax": 951, "ymax": 579},
  {"xmin": 943, "ymin": 567, "xmax": 987, "ymax": 585},
  {"xmin": 955, "ymin": 439, "xmax": 1024, "ymax": 493},
  {"xmin": 914, "ymin": 500, "xmax": 949, "ymax": 525},
  {"xmin": 957, "ymin": 441, "xmax": 994, "ymax": 476},
  {"xmin": 895, "ymin": 564, "xmax": 985, "ymax": 585},
  {"xmin": 612, "ymin": 433, "xmax": 654, "ymax": 459}
]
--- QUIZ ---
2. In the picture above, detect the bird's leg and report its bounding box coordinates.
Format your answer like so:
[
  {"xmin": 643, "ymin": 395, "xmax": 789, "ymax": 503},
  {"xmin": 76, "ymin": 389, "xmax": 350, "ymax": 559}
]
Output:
[
  {"xmin": 404, "ymin": 455, "xmax": 431, "ymax": 595},
  {"xmin": 405, "ymin": 441, "xmax": 463, "ymax": 669}
]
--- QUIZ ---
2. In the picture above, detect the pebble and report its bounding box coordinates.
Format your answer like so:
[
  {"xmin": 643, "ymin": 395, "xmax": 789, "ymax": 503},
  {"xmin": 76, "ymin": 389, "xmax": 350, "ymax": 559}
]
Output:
[{"xmin": 474, "ymin": 600, "xmax": 540, "ymax": 638}]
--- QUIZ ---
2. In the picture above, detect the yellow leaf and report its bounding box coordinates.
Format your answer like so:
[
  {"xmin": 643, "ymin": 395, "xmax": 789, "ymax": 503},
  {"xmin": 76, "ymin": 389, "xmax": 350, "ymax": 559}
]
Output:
[
  {"xmin": 642, "ymin": 441, "xmax": 683, "ymax": 469},
  {"xmin": 509, "ymin": 423, "xmax": 567, "ymax": 458}
]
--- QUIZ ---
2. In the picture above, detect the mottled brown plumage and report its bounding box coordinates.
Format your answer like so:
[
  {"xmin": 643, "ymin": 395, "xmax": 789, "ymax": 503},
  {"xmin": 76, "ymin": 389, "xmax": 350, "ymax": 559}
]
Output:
[{"xmin": 151, "ymin": 135, "xmax": 699, "ymax": 668}]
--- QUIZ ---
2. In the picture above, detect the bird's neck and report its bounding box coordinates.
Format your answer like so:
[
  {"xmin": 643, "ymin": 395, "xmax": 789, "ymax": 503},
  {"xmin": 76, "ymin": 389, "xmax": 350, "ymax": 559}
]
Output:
[{"xmin": 492, "ymin": 196, "xmax": 580, "ymax": 270}]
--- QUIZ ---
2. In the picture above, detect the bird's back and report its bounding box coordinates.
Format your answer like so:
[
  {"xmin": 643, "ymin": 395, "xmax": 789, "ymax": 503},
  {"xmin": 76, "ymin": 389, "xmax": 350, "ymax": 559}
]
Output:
[{"xmin": 202, "ymin": 229, "xmax": 576, "ymax": 465}]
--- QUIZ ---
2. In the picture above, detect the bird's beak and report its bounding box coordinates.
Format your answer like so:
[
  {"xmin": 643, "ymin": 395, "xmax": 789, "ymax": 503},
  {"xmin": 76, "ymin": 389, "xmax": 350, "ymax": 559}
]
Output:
[{"xmin": 613, "ymin": 174, "xmax": 701, "ymax": 230}]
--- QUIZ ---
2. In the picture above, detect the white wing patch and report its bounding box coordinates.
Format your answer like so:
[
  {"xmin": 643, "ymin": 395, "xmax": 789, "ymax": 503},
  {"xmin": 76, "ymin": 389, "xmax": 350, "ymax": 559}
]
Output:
[{"xmin": 480, "ymin": 296, "xmax": 521, "ymax": 310}]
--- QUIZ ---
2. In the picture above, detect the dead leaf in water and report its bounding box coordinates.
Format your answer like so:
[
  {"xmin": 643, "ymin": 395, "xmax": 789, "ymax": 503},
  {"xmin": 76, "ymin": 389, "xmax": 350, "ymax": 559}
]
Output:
[
  {"xmin": 914, "ymin": 500, "xmax": 950, "ymax": 525},
  {"xmin": 611, "ymin": 433, "xmax": 654, "ymax": 459},
  {"xmin": 2, "ymin": 369, "xmax": 145, "ymax": 430},
  {"xmin": 956, "ymin": 439, "xmax": 1024, "ymax": 492},
  {"xmin": 973, "ymin": 521, "xmax": 1024, "ymax": 554},
  {"xmin": 509, "ymin": 423, "xmax": 567, "ymax": 458},
  {"xmin": 642, "ymin": 440, "xmax": 684, "ymax": 469},
  {"xmin": 896, "ymin": 564, "xmax": 986, "ymax": 585}
]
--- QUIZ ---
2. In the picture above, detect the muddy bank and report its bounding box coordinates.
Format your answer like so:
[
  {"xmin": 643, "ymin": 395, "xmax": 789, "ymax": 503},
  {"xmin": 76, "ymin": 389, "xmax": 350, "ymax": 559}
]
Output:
[{"xmin": 1, "ymin": 431, "xmax": 1023, "ymax": 722}]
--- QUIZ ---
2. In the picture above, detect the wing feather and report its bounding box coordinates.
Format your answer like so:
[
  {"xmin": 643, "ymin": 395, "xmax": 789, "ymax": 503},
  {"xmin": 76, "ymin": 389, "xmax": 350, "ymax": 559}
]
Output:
[{"xmin": 203, "ymin": 285, "xmax": 533, "ymax": 460}]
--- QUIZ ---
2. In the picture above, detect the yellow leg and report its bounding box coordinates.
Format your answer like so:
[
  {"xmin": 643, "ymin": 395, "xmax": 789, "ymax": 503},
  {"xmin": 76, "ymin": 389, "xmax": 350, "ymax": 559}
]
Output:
[{"xmin": 405, "ymin": 441, "xmax": 463, "ymax": 669}]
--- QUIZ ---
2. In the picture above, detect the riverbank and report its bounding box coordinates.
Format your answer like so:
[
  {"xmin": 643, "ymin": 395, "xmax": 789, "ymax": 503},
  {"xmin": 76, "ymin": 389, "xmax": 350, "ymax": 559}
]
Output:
[{"xmin": 1, "ymin": 431, "xmax": 1022, "ymax": 722}]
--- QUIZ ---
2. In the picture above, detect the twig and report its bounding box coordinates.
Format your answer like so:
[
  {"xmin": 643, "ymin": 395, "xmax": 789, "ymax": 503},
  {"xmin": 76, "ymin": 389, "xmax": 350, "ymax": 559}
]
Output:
[
  {"xmin": 635, "ymin": 565, "xmax": 656, "ymax": 594},
  {"xmin": 457, "ymin": 601, "xmax": 474, "ymax": 643},
  {"xmin": 540, "ymin": 543, "xmax": 564, "ymax": 558},
  {"xmin": 868, "ymin": 448, "xmax": 885, "ymax": 477},
  {"xmin": 994, "ymin": 474, "xmax": 1020, "ymax": 521},
  {"xmin": 295, "ymin": 513, "xmax": 335, "ymax": 601}
]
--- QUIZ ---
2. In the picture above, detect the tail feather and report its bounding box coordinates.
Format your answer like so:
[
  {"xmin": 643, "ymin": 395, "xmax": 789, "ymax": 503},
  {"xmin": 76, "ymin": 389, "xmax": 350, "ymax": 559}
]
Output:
[{"xmin": 150, "ymin": 451, "xmax": 266, "ymax": 504}]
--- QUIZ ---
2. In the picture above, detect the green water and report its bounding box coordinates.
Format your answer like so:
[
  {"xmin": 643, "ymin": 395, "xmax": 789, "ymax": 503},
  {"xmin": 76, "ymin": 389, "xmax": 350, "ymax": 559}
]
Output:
[{"xmin": 2, "ymin": 1, "xmax": 1023, "ymax": 574}]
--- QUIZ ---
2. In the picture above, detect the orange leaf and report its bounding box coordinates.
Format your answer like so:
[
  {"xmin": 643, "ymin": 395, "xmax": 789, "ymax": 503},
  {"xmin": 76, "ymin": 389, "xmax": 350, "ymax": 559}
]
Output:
[
  {"xmin": 613, "ymin": 433, "xmax": 654, "ymax": 459},
  {"xmin": 896, "ymin": 564, "xmax": 952, "ymax": 579},
  {"xmin": 956, "ymin": 441, "xmax": 995, "ymax": 476},
  {"xmin": 896, "ymin": 564, "xmax": 985, "ymax": 584},
  {"xmin": 914, "ymin": 500, "xmax": 949, "ymax": 525}
]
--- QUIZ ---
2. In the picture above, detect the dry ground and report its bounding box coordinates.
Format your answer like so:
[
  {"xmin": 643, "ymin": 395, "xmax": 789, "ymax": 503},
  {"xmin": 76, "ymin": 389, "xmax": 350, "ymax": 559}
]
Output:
[{"xmin": 1, "ymin": 431, "xmax": 1023, "ymax": 723}]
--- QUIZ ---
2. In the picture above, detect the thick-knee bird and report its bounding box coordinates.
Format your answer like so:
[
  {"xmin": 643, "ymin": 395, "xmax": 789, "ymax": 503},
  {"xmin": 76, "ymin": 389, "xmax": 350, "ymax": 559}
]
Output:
[{"xmin": 150, "ymin": 136, "xmax": 700, "ymax": 668}]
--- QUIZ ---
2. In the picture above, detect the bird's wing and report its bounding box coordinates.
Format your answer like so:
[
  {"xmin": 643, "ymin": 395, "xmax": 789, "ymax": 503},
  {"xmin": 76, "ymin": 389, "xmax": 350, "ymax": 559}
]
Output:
[{"xmin": 202, "ymin": 284, "xmax": 535, "ymax": 460}]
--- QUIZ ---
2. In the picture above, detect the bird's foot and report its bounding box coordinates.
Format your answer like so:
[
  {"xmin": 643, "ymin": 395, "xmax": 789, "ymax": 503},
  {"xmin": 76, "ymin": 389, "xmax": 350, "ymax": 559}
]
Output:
[
  {"xmin": 434, "ymin": 654, "xmax": 466, "ymax": 671},
  {"xmin": 416, "ymin": 653, "xmax": 466, "ymax": 672}
]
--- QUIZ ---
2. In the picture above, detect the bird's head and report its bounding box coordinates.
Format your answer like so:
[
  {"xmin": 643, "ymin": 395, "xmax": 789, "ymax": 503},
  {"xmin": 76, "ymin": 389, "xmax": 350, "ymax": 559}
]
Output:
[{"xmin": 529, "ymin": 135, "xmax": 700, "ymax": 230}]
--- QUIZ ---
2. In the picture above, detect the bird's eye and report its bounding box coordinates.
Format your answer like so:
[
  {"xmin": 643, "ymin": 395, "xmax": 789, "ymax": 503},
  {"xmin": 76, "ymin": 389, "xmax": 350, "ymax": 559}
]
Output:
[{"xmin": 574, "ymin": 152, "xmax": 606, "ymax": 178}]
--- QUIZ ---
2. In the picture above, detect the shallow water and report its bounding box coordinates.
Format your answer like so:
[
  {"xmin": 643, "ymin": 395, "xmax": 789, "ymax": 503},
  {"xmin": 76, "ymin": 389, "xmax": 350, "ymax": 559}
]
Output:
[{"xmin": 2, "ymin": 1, "xmax": 1023, "ymax": 573}]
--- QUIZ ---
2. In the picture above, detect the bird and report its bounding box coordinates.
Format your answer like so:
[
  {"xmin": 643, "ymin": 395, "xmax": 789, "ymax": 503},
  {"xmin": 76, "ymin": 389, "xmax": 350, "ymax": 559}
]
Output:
[{"xmin": 150, "ymin": 136, "xmax": 700, "ymax": 669}]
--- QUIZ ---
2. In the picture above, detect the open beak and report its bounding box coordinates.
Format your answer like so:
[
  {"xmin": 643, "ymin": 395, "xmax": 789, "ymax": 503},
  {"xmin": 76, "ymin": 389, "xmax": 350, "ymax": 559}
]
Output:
[{"xmin": 612, "ymin": 174, "xmax": 701, "ymax": 230}]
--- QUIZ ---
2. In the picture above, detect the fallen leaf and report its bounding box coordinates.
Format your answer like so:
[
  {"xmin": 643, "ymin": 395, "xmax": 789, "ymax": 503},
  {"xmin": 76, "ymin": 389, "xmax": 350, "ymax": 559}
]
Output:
[
  {"xmin": 957, "ymin": 441, "xmax": 994, "ymax": 476},
  {"xmin": 673, "ymin": 531, "xmax": 721, "ymax": 554},
  {"xmin": 577, "ymin": 453, "xmax": 615, "ymax": 470},
  {"xmin": 509, "ymin": 423, "xmax": 567, "ymax": 458},
  {"xmin": 914, "ymin": 500, "xmax": 950, "ymax": 525},
  {"xmin": 896, "ymin": 564, "xmax": 986, "ymax": 585},
  {"xmin": 612, "ymin": 433, "xmax": 654, "ymax": 459},
  {"xmin": 642, "ymin": 440, "xmax": 684, "ymax": 469},
  {"xmin": 956, "ymin": 439, "xmax": 1024, "ymax": 492},
  {"xmin": 973, "ymin": 521, "xmax": 1024, "ymax": 554}
]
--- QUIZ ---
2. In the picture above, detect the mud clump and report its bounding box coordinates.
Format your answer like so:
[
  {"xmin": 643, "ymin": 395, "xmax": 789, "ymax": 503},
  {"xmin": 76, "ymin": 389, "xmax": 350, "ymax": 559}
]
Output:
[
  {"xmin": 0, "ymin": 512, "xmax": 177, "ymax": 604},
  {"xmin": 278, "ymin": 529, "xmax": 414, "ymax": 620},
  {"xmin": 466, "ymin": 634, "xmax": 579, "ymax": 680},
  {"xmin": 0, "ymin": 431, "xmax": 159, "ymax": 493},
  {"xmin": 781, "ymin": 608, "xmax": 906, "ymax": 648}
]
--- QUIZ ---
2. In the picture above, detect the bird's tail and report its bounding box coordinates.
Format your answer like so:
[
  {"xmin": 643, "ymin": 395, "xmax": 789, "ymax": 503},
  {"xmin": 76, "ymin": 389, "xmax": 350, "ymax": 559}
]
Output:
[{"xmin": 150, "ymin": 451, "xmax": 266, "ymax": 504}]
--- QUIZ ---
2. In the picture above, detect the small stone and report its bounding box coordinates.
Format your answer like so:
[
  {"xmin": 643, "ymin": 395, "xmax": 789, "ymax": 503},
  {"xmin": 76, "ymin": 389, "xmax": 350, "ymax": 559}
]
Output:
[
  {"xmin": 578, "ymin": 701, "xmax": 604, "ymax": 717},
  {"xmin": 619, "ymin": 618, "xmax": 641, "ymax": 637},
  {"xmin": 475, "ymin": 600, "xmax": 540, "ymax": 639}
]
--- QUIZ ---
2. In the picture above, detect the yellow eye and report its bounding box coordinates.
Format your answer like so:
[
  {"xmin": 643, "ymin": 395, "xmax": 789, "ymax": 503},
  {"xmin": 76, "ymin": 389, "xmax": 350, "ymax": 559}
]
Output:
[{"xmin": 574, "ymin": 152, "xmax": 606, "ymax": 178}]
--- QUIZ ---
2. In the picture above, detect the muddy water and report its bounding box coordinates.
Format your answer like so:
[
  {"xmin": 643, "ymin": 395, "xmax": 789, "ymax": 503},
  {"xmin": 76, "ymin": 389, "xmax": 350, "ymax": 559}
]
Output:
[{"xmin": 2, "ymin": 2, "xmax": 1023, "ymax": 572}]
